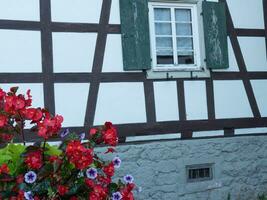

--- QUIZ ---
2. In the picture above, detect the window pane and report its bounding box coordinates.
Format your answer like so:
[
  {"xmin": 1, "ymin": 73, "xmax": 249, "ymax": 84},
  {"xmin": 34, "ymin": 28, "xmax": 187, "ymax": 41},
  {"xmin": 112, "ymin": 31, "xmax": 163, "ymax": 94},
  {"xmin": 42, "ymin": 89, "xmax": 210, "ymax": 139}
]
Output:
[
  {"xmin": 155, "ymin": 23, "xmax": 172, "ymax": 35},
  {"xmin": 175, "ymin": 9, "xmax": 191, "ymax": 22},
  {"xmin": 156, "ymin": 37, "xmax": 173, "ymax": 48},
  {"xmin": 177, "ymin": 51, "xmax": 194, "ymax": 64},
  {"xmin": 156, "ymin": 37, "xmax": 173, "ymax": 65},
  {"xmin": 154, "ymin": 8, "xmax": 171, "ymax": 21},
  {"xmin": 157, "ymin": 55, "xmax": 174, "ymax": 64},
  {"xmin": 177, "ymin": 37, "xmax": 193, "ymax": 50},
  {"xmin": 176, "ymin": 23, "xmax": 192, "ymax": 36},
  {"xmin": 157, "ymin": 48, "xmax": 173, "ymax": 65}
]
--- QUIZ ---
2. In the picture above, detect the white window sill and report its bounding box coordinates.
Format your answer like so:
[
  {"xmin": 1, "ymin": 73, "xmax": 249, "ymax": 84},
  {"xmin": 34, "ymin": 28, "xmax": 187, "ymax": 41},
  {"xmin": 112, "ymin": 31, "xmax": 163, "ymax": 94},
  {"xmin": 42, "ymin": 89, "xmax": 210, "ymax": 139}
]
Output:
[{"xmin": 146, "ymin": 67, "xmax": 210, "ymax": 79}]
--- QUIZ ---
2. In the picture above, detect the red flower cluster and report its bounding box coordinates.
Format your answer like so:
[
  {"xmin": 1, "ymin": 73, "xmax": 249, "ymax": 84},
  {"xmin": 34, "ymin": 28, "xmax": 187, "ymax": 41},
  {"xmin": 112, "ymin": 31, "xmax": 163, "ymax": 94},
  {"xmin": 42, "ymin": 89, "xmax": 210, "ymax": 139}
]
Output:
[
  {"xmin": 0, "ymin": 115, "xmax": 7, "ymax": 128},
  {"xmin": 66, "ymin": 140, "xmax": 93, "ymax": 170},
  {"xmin": 89, "ymin": 185, "xmax": 108, "ymax": 200},
  {"xmin": 0, "ymin": 87, "xmax": 135, "ymax": 200},
  {"xmin": 0, "ymin": 133, "xmax": 14, "ymax": 142},
  {"xmin": 0, "ymin": 88, "xmax": 6, "ymax": 100},
  {"xmin": 25, "ymin": 151, "xmax": 43, "ymax": 169},
  {"xmin": 37, "ymin": 113, "xmax": 63, "ymax": 139},
  {"xmin": 23, "ymin": 108, "xmax": 43, "ymax": 122},
  {"xmin": 102, "ymin": 122, "xmax": 118, "ymax": 146},
  {"xmin": 0, "ymin": 87, "xmax": 63, "ymax": 142},
  {"xmin": 121, "ymin": 183, "xmax": 135, "ymax": 200},
  {"xmin": 103, "ymin": 162, "xmax": 115, "ymax": 177},
  {"xmin": 57, "ymin": 185, "xmax": 69, "ymax": 196},
  {"xmin": 4, "ymin": 91, "xmax": 32, "ymax": 114},
  {"xmin": 0, "ymin": 163, "xmax": 9, "ymax": 174}
]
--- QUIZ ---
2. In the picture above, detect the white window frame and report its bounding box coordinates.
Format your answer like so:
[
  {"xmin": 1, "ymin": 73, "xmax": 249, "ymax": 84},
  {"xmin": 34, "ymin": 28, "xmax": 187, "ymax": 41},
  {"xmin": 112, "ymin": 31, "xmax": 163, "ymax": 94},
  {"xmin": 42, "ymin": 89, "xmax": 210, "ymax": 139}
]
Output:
[{"xmin": 148, "ymin": 2, "xmax": 201, "ymax": 72}]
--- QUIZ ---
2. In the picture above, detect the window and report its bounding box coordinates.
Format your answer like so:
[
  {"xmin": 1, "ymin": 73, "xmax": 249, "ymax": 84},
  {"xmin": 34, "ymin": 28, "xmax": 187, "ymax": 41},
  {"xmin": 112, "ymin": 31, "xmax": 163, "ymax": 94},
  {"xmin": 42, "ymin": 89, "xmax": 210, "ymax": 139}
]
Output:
[
  {"xmin": 119, "ymin": 0, "xmax": 229, "ymax": 73},
  {"xmin": 186, "ymin": 164, "xmax": 213, "ymax": 182},
  {"xmin": 149, "ymin": 2, "xmax": 201, "ymax": 71}
]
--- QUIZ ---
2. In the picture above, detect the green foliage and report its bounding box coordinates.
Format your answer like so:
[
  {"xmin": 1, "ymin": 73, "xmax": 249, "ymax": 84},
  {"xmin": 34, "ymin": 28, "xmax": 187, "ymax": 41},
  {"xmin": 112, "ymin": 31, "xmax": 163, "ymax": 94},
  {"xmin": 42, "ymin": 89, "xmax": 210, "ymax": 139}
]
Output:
[
  {"xmin": 0, "ymin": 143, "xmax": 26, "ymax": 175},
  {"xmin": 258, "ymin": 194, "xmax": 267, "ymax": 200},
  {"xmin": 45, "ymin": 143, "xmax": 62, "ymax": 156}
]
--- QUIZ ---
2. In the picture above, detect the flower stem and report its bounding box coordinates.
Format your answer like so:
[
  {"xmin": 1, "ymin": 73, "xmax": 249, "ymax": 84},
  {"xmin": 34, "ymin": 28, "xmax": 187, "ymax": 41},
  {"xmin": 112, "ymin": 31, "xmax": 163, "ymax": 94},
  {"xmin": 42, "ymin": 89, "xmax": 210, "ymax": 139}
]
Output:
[
  {"xmin": 43, "ymin": 139, "xmax": 46, "ymax": 161},
  {"xmin": 20, "ymin": 120, "xmax": 25, "ymax": 146}
]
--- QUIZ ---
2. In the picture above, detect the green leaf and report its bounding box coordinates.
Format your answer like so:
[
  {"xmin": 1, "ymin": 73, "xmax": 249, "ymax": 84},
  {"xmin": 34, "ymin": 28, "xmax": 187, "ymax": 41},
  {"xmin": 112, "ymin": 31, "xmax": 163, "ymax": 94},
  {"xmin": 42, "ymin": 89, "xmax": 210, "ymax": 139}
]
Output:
[
  {"xmin": 108, "ymin": 183, "xmax": 118, "ymax": 194},
  {"xmin": 0, "ymin": 144, "xmax": 26, "ymax": 175},
  {"xmin": 45, "ymin": 143, "xmax": 62, "ymax": 156},
  {"xmin": 32, "ymin": 180, "xmax": 51, "ymax": 194}
]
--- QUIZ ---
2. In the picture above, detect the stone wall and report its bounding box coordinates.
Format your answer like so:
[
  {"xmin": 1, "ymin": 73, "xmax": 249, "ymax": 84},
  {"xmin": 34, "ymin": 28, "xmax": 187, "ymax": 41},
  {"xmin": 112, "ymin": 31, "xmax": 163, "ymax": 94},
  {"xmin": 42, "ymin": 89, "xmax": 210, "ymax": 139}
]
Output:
[{"xmin": 98, "ymin": 135, "xmax": 267, "ymax": 200}]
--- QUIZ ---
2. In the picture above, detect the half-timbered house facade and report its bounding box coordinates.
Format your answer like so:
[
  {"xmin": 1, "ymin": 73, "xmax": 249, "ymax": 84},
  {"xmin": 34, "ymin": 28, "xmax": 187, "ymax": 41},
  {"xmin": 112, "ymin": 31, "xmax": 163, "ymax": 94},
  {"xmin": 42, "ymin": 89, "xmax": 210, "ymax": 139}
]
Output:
[{"xmin": 0, "ymin": 0, "xmax": 267, "ymax": 199}]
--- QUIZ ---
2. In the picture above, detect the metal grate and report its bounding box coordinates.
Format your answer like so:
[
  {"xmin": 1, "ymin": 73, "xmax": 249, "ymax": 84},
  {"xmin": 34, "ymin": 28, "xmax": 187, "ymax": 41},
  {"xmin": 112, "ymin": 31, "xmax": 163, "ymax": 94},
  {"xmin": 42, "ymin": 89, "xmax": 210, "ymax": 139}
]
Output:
[{"xmin": 186, "ymin": 164, "xmax": 213, "ymax": 182}]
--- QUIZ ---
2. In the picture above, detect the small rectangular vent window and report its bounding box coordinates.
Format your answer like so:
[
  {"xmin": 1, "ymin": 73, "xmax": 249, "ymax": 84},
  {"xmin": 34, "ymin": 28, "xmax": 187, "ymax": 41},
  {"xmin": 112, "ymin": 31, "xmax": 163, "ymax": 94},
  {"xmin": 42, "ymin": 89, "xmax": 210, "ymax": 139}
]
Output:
[{"xmin": 186, "ymin": 164, "xmax": 213, "ymax": 182}]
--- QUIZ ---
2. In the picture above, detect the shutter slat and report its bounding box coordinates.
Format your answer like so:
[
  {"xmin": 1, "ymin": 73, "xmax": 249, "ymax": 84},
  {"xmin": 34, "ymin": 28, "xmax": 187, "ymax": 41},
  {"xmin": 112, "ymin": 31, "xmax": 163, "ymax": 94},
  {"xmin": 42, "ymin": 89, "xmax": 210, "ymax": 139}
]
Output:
[
  {"xmin": 202, "ymin": 1, "xmax": 229, "ymax": 69},
  {"xmin": 120, "ymin": 0, "xmax": 151, "ymax": 71}
]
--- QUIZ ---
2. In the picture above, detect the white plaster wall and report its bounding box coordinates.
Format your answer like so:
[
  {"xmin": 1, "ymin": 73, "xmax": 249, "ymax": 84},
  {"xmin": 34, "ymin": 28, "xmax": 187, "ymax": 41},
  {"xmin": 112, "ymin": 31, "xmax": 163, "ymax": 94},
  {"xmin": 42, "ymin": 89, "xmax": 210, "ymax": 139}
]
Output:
[
  {"xmin": 126, "ymin": 133, "xmax": 181, "ymax": 142},
  {"xmin": 251, "ymin": 80, "xmax": 267, "ymax": 117},
  {"xmin": 153, "ymin": 81, "xmax": 179, "ymax": 122},
  {"xmin": 94, "ymin": 82, "xmax": 146, "ymax": 125},
  {"xmin": 193, "ymin": 130, "xmax": 224, "ymax": 138},
  {"xmin": 226, "ymin": 0, "xmax": 264, "ymax": 29},
  {"xmin": 212, "ymin": 37, "xmax": 239, "ymax": 72},
  {"xmin": 0, "ymin": 0, "xmax": 40, "ymax": 21},
  {"xmin": 52, "ymin": 33, "xmax": 97, "ymax": 73},
  {"xmin": 0, "ymin": 30, "xmax": 42, "ymax": 73},
  {"xmin": 109, "ymin": 0, "xmax": 121, "ymax": 24},
  {"xmin": 51, "ymin": 0, "xmax": 102, "ymax": 23},
  {"xmin": 238, "ymin": 37, "xmax": 267, "ymax": 72},
  {"xmin": 213, "ymin": 80, "xmax": 253, "ymax": 119},
  {"xmin": 184, "ymin": 81, "xmax": 208, "ymax": 120},
  {"xmin": 235, "ymin": 127, "xmax": 267, "ymax": 135},
  {"xmin": 102, "ymin": 34, "xmax": 124, "ymax": 72},
  {"xmin": 54, "ymin": 83, "xmax": 90, "ymax": 127}
]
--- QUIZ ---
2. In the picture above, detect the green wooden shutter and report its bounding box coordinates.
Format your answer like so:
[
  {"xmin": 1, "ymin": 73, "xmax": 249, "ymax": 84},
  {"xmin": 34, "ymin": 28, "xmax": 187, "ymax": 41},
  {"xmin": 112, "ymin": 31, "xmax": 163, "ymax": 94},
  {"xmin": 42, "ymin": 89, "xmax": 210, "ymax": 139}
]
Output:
[
  {"xmin": 119, "ymin": 0, "xmax": 151, "ymax": 71},
  {"xmin": 202, "ymin": 1, "xmax": 229, "ymax": 69}
]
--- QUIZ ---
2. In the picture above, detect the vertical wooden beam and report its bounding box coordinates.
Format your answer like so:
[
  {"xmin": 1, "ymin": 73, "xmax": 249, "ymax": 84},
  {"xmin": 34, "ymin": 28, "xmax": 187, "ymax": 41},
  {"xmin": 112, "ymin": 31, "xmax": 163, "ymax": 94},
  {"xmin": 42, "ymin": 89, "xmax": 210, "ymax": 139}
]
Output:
[
  {"xmin": 84, "ymin": 0, "xmax": 112, "ymax": 128},
  {"xmin": 40, "ymin": 0, "xmax": 55, "ymax": 115}
]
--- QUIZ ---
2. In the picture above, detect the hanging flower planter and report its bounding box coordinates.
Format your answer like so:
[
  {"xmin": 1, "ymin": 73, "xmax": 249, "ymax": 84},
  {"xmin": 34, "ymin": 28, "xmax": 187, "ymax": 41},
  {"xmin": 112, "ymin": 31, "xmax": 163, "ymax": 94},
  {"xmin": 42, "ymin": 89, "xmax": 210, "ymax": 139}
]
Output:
[{"xmin": 0, "ymin": 87, "xmax": 135, "ymax": 200}]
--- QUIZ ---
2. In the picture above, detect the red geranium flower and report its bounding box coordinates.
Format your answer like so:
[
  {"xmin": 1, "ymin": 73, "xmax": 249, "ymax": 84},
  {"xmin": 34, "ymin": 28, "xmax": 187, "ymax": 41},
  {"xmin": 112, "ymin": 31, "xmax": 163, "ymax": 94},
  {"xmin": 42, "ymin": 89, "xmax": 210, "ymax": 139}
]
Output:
[
  {"xmin": 89, "ymin": 128, "xmax": 98, "ymax": 136},
  {"xmin": 16, "ymin": 174, "xmax": 24, "ymax": 184},
  {"xmin": 85, "ymin": 178, "xmax": 95, "ymax": 188},
  {"xmin": 97, "ymin": 175, "xmax": 111, "ymax": 185},
  {"xmin": 25, "ymin": 151, "xmax": 43, "ymax": 169},
  {"xmin": 57, "ymin": 185, "xmax": 69, "ymax": 196},
  {"xmin": 0, "ymin": 115, "xmax": 7, "ymax": 127},
  {"xmin": 0, "ymin": 88, "xmax": 5, "ymax": 100},
  {"xmin": 37, "ymin": 114, "xmax": 63, "ymax": 139},
  {"xmin": 0, "ymin": 133, "xmax": 14, "ymax": 142},
  {"xmin": 121, "ymin": 183, "xmax": 135, "ymax": 200},
  {"xmin": 103, "ymin": 163, "xmax": 115, "ymax": 177},
  {"xmin": 66, "ymin": 140, "xmax": 93, "ymax": 170},
  {"xmin": 89, "ymin": 185, "xmax": 107, "ymax": 200},
  {"xmin": 23, "ymin": 108, "xmax": 43, "ymax": 122},
  {"xmin": 0, "ymin": 163, "xmax": 9, "ymax": 174},
  {"xmin": 102, "ymin": 123, "xmax": 118, "ymax": 146}
]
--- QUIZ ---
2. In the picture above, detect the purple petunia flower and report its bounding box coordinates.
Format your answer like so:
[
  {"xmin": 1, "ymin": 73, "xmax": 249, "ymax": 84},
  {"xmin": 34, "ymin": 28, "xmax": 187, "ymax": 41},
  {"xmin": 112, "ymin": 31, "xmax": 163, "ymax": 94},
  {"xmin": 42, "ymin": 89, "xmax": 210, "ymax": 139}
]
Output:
[
  {"xmin": 79, "ymin": 132, "xmax": 85, "ymax": 140},
  {"xmin": 24, "ymin": 191, "xmax": 34, "ymax": 200},
  {"xmin": 112, "ymin": 156, "xmax": 121, "ymax": 168},
  {"xmin": 123, "ymin": 174, "xmax": 134, "ymax": 184},
  {"xmin": 86, "ymin": 167, "xmax": 97, "ymax": 179},
  {"xmin": 60, "ymin": 129, "xmax": 70, "ymax": 138},
  {"xmin": 24, "ymin": 171, "xmax": 37, "ymax": 184},
  {"xmin": 112, "ymin": 192, "xmax": 122, "ymax": 200}
]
